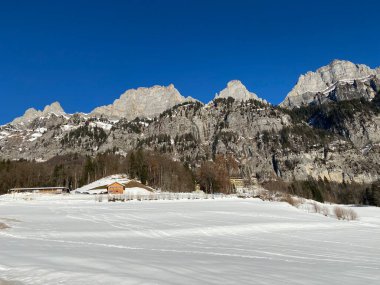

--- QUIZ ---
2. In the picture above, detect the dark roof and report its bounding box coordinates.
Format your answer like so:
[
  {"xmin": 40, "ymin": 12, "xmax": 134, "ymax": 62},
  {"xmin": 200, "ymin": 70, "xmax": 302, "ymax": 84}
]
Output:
[{"xmin": 9, "ymin": 187, "xmax": 69, "ymax": 192}]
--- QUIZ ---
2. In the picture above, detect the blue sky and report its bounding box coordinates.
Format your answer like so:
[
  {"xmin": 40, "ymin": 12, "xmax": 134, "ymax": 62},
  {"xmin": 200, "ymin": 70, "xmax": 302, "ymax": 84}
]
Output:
[{"xmin": 1, "ymin": 0, "xmax": 379, "ymax": 124}]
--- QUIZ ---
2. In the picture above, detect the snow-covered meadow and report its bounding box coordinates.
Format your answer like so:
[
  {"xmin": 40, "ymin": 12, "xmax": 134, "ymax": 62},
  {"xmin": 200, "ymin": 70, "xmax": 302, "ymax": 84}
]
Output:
[{"xmin": 0, "ymin": 197, "xmax": 379, "ymax": 284}]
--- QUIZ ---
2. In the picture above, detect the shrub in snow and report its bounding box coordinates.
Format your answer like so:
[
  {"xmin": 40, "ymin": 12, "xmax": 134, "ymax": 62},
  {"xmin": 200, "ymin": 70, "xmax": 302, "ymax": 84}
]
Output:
[
  {"xmin": 281, "ymin": 195, "xmax": 301, "ymax": 207},
  {"xmin": 347, "ymin": 208, "xmax": 358, "ymax": 220},
  {"xmin": 0, "ymin": 222, "xmax": 10, "ymax": 230},
  {"xmin": 334, "ymin": 206, "xmax": 358, "ymax": 221},
  {"xmin": 334, "ymin": 206, "xmax": 344, "ymax": 219}
]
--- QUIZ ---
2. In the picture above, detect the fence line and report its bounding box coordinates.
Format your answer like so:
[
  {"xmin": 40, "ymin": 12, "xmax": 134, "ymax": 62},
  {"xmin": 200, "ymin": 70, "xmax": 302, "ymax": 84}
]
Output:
[
  {"xmin": 97, "ymin": 192, "xmax": 234, "ymax": 202},
  {"xmin": 6, "ymin": 192, "xmax": 238, "ymax": 202}
]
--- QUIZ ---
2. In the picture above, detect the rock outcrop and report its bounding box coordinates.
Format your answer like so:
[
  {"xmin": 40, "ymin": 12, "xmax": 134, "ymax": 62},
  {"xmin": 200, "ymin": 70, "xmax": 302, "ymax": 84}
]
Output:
[
  {"xmin": 91, "ymin": 84, "xmax": 193, "ymax": 120},
  {"xmin": 281, "ymin": 60, "xmax": 380, "ymax": 108},
  {"xmin": 11, "ymin": 102, "xmax": 66, "ymax": 125},
  {"xmin": 214, "ymin": 80, "xmax": 266, "ymax": 103}
]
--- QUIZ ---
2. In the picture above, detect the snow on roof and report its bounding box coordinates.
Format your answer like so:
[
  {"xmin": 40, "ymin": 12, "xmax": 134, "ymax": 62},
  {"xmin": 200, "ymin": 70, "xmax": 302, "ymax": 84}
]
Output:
[
  {"xmin": 124, "ymin": 187, "xmax": 151, "ymax": 196},
  {"xmin": 74, "ymin": 174, "xmax": 130, "ymax": 193},
  {"xmin": 107, "ymin": 181, "xmax": 126, "ymax": 187},
  {"xmin": 74, "ymin": 174, "xmax": 153, "ymax": 195}
]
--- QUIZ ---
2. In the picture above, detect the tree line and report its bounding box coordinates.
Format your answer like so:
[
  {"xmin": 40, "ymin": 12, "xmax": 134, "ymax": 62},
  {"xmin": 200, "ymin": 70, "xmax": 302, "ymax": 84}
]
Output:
[
  {"xmin": 263, "ymin": 177, "xmax": 380, "ymax": 207},
  {"xmin": 2, "ymin": 150, "xmax": 379, "ymax": 207},
  {"xmin": 0, "ymin": 150, "xmax": 236, "ymax": 195}
]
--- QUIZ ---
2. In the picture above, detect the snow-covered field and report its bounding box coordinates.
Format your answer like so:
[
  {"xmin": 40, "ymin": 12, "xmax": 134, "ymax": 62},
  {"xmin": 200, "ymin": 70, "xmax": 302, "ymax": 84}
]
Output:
[{"xmin": 0, "ymin": 197, "xmax": 379, "ymax": 284}]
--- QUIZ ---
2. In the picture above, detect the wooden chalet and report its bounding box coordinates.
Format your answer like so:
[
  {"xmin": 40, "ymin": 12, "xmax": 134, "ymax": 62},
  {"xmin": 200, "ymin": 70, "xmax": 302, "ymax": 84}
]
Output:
[{"xmin": 107, "ymin": 182, "xmax": 125, "ymax": 194}]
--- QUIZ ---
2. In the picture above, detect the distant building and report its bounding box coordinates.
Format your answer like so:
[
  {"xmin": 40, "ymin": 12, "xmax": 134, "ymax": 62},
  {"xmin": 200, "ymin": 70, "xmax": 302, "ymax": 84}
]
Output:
[
  {"xmin": 193, "ymin": 184, "xmax": 205, "ymax": 194},
  {"xmin": 107, "ymin": 182, "xmax": 125, "ymax": 194},
  {"xmin": 9, "ymin": 187, "xmax": 70, "ymax": 194},
  {"xmin": 230, "ymin": 177, "xmax": 245, "ymax": 189},
  {"xmin": 85, "ymin": 180, "xmax": 153, "ymax": 194}
]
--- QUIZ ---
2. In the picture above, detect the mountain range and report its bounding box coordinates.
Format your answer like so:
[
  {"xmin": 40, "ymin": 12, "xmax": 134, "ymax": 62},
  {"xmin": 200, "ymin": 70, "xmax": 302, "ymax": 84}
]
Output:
[{"xmin": 1, "ymin": 59, "xmax": 380, "ymax": 185}]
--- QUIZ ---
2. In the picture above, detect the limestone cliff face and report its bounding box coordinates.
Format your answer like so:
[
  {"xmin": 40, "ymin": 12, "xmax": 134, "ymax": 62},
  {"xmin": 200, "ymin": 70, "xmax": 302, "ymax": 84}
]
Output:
[
  {"xmin": 1, "ymin": 64, "xmax": 380, "ymax": 185},
  {"xmin": 91, "ymin": 84, "xmax": 193, "ymax": 120},
  {"xmin": 281, "ymin": 60, "xmax": 380, "ymax": 108},
  {"xmin": 99, "ymin": 99, "xmax": 380, "ymax": 184},
  {"xmin": 1, "ymin": 97, "xmax": 379, "ymax": 185}
]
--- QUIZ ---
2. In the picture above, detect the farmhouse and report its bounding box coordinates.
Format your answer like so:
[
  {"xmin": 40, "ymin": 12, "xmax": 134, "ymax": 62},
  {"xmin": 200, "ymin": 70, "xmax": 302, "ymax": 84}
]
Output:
[{"xmin": 9, "ymin": 187, "xmax": 70, "ymax": 194}]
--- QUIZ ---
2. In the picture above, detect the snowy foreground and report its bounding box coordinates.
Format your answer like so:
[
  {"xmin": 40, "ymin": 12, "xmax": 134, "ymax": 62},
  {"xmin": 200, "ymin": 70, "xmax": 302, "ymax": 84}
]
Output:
[{"xmin": 0, "ymin": 197, "xmax": 379, "ymax": 285}]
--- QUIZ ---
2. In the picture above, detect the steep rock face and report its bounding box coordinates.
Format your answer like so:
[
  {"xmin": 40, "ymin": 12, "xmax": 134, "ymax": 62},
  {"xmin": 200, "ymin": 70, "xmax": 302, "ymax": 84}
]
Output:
[
  {"xmin": 91, "ymin": 84, "xmax": 193, "ymax": 120},
  {"xmin": 214, "ymin": 80, "xmax": 266, "ymax": 103},
  {"xmin": 1, "ymin": 70, "xmax": 380, "ymax": 185},
  {"xmin": 281, "ymin": 60, "xmax": 380, "ymax": 108},
  {"xmin": 11, "ymin": 102, "xmax": 66, "ymax": 125},
  {"xmin": 107, "ymin": 99, "xmax": 290, "ymax": 181},
  {"xmin": 277, "ymin": 140, "xmax": 380, "ymax": 184},
  {"xmin": 311, "ymin": 110, "xmax": 380, "ymax": 149},
  {"xmin": 2, "ymin": 98, "xmax": 379, "ymax": 185},
  {"xmin": 328, "ymin": 77, "xmax": 380, "ymax": 102},
  {"xmin": 292, "ymin": 94, "xmax": 380, "ymax": 149},
  {"xmin": 111, "ymin": 100, "xmax": 380, "ymax": 184}
]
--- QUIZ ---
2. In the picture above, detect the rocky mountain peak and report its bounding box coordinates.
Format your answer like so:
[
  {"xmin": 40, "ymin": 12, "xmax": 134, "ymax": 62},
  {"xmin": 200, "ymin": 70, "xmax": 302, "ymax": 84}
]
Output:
[
  {"xmin": 91, "ymin": 84, "xmax": 191, "ymax": 120},
  {"xmin": 214, "ymin": 80, "xmax": 266, "ymax": 103},
  {"xmin": 11, "ymin": 102, "xmax": 66, "ymax": 125},
  {"xmin": 23, "ymin": 108, "xmax": 39, "ymax": 117},
  {"xmin": 43, "ymin": 102, "xmax": 65, "ymax": 115},
  {"xmin": 280, "ymin": 60, "xmax": 380, "ymax": 108}
]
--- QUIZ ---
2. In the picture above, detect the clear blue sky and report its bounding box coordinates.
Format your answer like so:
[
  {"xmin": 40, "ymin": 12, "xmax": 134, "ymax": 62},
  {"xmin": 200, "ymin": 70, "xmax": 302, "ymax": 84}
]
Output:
[{"xmin": 1, "ymin": 0, "xmax": 380, "ymax": 124}]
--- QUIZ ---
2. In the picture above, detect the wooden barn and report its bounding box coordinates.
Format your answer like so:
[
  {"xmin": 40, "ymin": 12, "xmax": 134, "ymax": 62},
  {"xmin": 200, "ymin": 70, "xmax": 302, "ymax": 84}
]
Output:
[
  {"xmin": 107, "ymin": 182, "xmax": 125, "ymax": 194},
  {"xmin": 87, "ymin": 180, "xmax": 153, "ymax": 194}
]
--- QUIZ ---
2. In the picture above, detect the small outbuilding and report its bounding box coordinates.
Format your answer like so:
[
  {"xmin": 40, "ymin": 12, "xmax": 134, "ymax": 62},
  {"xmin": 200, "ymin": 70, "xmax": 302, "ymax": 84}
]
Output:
[
  {"xmin": 230, "ymin": 177, "xmax": 245, "ymax": 189},
  {"xmin": 107, "ymin": 182, "xmax": 125, "ymax": 194},
  {"xmin": 9, "ymin": 187, "xmax": 70, "ymax": 194}
]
